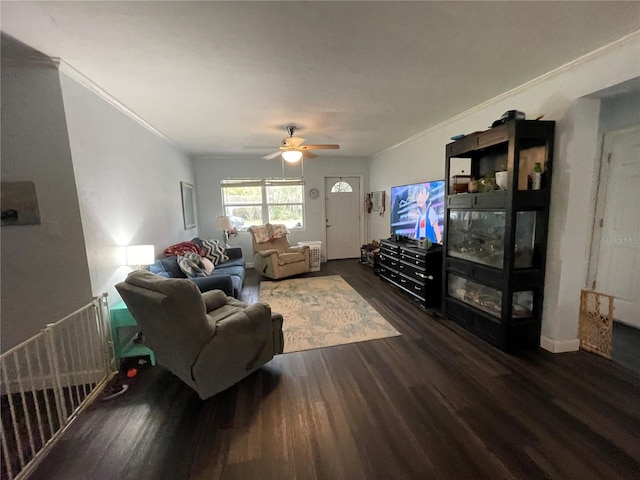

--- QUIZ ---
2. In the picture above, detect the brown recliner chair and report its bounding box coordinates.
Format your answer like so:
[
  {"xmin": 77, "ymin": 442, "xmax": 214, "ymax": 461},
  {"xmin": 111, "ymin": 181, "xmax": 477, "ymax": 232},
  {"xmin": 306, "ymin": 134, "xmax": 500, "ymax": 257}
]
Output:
[
  {"xmin": 248, "ymin": 224, "xmax": 310, "ymax": 279},
  {"xmin": 115, "ymin": 270, "xmax": 284, "ymax": 399}
]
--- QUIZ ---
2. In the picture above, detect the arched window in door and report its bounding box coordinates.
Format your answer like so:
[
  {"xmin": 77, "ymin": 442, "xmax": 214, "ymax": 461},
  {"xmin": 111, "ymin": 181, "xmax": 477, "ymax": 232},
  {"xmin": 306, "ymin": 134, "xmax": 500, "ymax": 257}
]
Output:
[{"xmin": 330, "ymin": 181, "xmax": 353, "ymax": 193}]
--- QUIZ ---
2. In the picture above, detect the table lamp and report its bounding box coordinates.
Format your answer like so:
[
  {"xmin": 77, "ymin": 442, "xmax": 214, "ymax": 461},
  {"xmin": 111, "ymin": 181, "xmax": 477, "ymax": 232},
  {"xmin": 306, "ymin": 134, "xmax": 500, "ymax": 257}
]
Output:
[
  {"xmin": 125, "ymin": 244, "xmax": 155, "ymax": 270},
  {"xmin": 215, "ymin": 215, "xmax": 234, "ymax": 247}
]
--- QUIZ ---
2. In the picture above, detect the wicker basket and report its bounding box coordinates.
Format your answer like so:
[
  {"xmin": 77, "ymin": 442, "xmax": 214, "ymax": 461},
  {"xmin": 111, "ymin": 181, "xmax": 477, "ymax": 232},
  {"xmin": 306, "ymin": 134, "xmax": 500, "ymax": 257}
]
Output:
[{"xmin": 298, "ymin": 241, "xmax": 322, "ymax": 272}]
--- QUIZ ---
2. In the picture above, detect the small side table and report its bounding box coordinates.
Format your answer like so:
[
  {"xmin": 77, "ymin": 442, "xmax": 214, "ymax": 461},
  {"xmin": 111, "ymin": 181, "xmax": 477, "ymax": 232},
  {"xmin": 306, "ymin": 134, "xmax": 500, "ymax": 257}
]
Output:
[{"xmin": 110, "ymin": 301, "xmax": 156, "ymax": 367}]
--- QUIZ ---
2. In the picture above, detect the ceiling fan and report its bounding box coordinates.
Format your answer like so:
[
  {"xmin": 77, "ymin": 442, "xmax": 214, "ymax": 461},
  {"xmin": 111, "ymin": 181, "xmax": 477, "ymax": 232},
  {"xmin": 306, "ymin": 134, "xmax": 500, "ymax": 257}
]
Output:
[{"xmin": 262, "ymin": 125, "xmax": 340, "ymax": 162}]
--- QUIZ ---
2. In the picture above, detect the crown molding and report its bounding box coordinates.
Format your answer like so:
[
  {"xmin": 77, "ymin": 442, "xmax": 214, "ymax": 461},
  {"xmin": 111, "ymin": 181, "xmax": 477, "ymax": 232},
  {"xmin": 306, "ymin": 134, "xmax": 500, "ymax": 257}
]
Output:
[
  {"xmin": 373, "ymin": 30, "xmax": 640, "ymax": 158},
  {"xmin": 56, "ymin": 59, "xmax": 189, "ymax": 156},
  {"xmin": 1, "ymin": 54, "xmax": 59, "ymax": 69}
]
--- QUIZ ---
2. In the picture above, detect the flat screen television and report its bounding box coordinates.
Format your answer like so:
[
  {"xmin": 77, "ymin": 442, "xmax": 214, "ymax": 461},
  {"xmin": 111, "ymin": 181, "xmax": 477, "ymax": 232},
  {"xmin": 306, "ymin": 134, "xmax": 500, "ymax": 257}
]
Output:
[{"xmin": 390, "ymin": 180, "xmax": 446, "ymax": 244}]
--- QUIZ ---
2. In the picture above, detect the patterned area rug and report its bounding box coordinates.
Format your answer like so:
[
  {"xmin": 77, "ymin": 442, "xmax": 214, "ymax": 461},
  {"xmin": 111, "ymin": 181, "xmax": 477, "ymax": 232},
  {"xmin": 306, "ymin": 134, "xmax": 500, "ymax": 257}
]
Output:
[{"xmin": 259, "ymin": 275, "xmax": 400, "ymax": 353}]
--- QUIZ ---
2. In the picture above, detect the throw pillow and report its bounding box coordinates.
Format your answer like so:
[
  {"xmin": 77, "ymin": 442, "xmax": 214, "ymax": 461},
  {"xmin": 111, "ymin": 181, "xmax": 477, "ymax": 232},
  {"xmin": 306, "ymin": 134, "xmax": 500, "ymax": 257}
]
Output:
[
  {"xmin": 177, "ymin": 253, "xmax": 207, "ymax": 278},
  {"xmin": 200, "ymin": 239, "xmax": 229, "ymax": 265},
  {"xmin": 149, "ymin": 256, "xmax": 185, "ymax": 278},
  {"xmin": 201, "ymin": 256, "xmax": 215, "ymax": 275}
]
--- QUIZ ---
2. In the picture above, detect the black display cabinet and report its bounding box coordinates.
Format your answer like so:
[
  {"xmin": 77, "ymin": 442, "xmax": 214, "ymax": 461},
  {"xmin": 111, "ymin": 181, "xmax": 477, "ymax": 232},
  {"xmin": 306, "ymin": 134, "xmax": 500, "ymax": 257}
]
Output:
[{"xmin": 442, "ymin": 120, "xmax": 555, "ymax": 352}]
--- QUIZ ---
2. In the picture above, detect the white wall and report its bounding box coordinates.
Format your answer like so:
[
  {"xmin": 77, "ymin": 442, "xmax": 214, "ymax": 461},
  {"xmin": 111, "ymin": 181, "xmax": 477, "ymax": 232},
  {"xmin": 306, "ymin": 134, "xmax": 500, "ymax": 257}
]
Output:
[
  {"xmin": 193, "ymin": 156, "xmax": 370, "ymax": 262},
  {"xmin": 59, "ymin": 70, "xmax": 197, "ymax": 305},
  {"xmin": 368, "ymin": 33, "xmax": 640, "ymax": 352},
  {"xmin": 1, "ymin": 40, "xmax": 93, "ymax": 351},
  {"xmin": 598, "ymin": 85, "xmax": 640, "ymax": 133}
]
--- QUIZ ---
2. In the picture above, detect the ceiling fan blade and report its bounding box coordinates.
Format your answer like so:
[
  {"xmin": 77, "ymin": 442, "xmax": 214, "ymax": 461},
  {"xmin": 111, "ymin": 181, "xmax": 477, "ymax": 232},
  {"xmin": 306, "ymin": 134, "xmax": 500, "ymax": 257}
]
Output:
[
  {"xmin": 284, "ymin": 136, "xmax": 305, "ymax": 147},
  {"xmin": 302, "ymin": 150, "xmax": 317, "ymax": 159},
  {"xmin": 262, "ymin": 150, "xmax": 282, "ymax": 160},
  {"xmin": 300, "ymin": 144, "xmax": 340, "ymax": 150}
]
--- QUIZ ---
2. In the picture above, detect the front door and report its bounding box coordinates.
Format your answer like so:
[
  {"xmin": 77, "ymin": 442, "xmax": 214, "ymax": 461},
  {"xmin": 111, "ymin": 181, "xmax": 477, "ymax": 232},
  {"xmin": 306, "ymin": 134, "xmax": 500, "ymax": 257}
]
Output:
[
  {"xmin": 589, "ymin": 126, "xmax": 640, "ymax": 327},
  {"xmin": 325, "ymin": 177, "xmax": 361, "ymax": 260}
]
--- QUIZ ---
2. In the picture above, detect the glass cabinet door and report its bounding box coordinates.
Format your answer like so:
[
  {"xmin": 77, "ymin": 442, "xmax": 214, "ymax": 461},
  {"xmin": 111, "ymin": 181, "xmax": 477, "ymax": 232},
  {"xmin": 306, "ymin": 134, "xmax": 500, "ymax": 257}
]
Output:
[
  {"xmin": 448, "ymin": 274, "xmax": 534, "ymax": 318},
  {"xmin": 447, "ymin": 210, "xmax": 505, "ymax": 268},
  {"xmin": 448, "ymin": 274, "xmax": 502, "ymax": 317},
  {"xmin": 512, "ymin": 290, "xmax": 534, "ymax": 318},
  {"xmin": 447, "ymin": 210, "xmax": 537, "ymax": 269},
  {"xmin": 514, "ymin": 211, "xmax": 536, "ymax": 268}
]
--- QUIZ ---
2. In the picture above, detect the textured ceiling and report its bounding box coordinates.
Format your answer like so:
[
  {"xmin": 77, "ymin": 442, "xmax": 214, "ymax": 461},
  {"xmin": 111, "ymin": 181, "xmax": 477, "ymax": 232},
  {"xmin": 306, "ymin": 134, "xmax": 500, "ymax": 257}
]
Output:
[{"xmin": 2, "ymin": 1, "xmax": 639, "ymax": 159}]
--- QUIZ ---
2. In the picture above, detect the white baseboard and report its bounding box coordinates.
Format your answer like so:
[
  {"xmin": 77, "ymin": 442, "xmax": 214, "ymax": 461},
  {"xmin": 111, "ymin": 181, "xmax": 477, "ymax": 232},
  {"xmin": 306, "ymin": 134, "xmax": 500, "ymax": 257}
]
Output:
[{"xmin": 540, "ymin": 336, "xmax": 581, "ymax": 353}]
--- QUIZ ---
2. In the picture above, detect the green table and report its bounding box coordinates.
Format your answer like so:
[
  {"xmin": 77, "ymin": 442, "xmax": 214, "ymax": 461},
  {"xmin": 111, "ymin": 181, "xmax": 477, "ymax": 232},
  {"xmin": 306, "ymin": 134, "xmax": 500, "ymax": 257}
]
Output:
[{"xmin": 110, "ymin": 300, "xmax": 156, "ymax": 367}]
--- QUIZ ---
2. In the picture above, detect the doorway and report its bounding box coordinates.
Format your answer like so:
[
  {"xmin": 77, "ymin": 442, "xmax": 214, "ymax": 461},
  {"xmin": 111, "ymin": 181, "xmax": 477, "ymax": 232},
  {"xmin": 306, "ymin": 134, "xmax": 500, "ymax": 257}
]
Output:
[
  {"xmin": 588, "ymin": 125, "xmax": 640, "ymax": 327},
  {"xmin": 588, "ymin": 125, "xmax": 640, "ymax": 375},
  {"xmin": 324, "ymin": 176, "xmax": 362, "ymax": 260}
]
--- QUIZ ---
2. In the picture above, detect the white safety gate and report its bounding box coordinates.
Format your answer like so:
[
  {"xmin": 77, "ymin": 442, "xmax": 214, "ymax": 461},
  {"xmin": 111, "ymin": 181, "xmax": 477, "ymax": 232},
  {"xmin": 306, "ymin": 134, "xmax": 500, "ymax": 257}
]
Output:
[{"xmin": 0, "ymin": 294, "xmax": 115, "ymax": 480}]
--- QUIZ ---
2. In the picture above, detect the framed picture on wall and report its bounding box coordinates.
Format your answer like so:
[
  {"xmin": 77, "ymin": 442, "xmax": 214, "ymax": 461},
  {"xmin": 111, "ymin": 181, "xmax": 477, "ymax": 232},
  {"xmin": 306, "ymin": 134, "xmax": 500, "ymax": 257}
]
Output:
[
  {"xmin": 371, "ymin": 191, "xmax": 384, "ymax": 212},
  {"xmin": 180, "ymin": 182, "xmax": 196, "ymax": 229}
]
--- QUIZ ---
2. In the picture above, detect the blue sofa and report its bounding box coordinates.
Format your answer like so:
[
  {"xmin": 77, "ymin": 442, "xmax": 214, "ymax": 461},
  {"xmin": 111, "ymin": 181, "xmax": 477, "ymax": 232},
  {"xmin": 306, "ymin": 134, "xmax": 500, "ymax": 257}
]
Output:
[{"xmin": 149, "ymin": 246, "xmax": 245, "ymax": 298}]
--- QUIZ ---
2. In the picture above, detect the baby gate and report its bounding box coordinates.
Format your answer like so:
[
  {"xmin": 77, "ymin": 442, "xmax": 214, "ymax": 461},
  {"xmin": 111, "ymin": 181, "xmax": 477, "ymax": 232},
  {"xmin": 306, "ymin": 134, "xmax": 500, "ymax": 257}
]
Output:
[{"xmin": 0, "ymin": 294, "xmax": 115, "ymax": 480}]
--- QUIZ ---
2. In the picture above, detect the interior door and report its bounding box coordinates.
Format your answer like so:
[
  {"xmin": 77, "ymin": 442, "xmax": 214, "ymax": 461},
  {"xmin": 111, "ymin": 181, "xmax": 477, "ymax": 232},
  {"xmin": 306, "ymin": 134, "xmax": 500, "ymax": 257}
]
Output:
[
  {"xmin": 590, "ymin": 126, "xmax": 640, "ymax": 327},
  {"xmin": 325, "ymin": 177, "xmax": 361, "ymax": 260}
]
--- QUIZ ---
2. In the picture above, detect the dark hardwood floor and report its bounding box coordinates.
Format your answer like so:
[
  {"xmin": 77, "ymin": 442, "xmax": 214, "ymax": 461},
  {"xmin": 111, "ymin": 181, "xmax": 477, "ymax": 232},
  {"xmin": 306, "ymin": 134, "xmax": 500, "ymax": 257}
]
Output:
[
  {"xmin": 613, "ymin": 321, "xmax": 640, "ymax": 377},
  {"xmin": 29, "ymin": 260, "xmax": 640, "ymax": 480}
]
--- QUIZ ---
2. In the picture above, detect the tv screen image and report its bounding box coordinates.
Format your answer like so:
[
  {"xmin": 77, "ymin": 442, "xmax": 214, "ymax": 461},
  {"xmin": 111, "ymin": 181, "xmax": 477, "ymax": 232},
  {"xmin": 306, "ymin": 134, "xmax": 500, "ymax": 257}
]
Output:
[{"xmin": 390, "ymin": 180, "xmax": 445, "ymax": 244}]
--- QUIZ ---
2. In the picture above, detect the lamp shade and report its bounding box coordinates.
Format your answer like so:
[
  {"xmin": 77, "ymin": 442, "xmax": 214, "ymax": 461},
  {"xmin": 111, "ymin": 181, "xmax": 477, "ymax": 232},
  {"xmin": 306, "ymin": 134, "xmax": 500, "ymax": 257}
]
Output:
[
  {"xmin": 282, "ymin": 149, "xmax": 303, "ymax": 163},
  {"xmin": 216, "ymin": 215, "xmax": 233, "ymax": 230},
  {"xmin": 126, "ymin": 245, "xmax": 155, "ymax": 266}
]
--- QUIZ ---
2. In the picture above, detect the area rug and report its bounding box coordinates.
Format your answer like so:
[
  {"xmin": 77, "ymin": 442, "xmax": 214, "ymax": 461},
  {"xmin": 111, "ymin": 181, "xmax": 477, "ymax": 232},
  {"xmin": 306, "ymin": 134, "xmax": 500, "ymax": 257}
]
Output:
[{"xmin": 259, "ymin": 275, "xmax": 400, "ymax": 353}]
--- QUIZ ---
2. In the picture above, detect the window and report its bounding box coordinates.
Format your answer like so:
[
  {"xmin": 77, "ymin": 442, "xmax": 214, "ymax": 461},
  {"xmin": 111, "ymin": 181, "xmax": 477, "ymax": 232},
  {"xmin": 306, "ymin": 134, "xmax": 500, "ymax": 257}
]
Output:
[
  {"xmin": 221, "ymin": 178, "xmax": 304, "ymax": 230},
  {"xmin": 330, "ymin": 181, "xmax": 353, "ymax": 193}
]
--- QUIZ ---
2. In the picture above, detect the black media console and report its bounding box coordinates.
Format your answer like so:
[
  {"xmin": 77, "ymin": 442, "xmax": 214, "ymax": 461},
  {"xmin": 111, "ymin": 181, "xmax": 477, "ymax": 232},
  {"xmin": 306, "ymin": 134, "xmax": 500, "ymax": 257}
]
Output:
[{"xmin": 378, "ymin": 238, "xmax": 443, "ymax": 308}]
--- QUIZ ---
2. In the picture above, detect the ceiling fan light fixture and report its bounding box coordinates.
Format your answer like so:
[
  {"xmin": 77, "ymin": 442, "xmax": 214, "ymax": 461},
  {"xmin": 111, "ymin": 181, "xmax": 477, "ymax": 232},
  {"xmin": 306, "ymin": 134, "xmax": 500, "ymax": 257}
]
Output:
[{"xmin": 282, "ymin": 149, "xmax": 303, "ymax": 163}]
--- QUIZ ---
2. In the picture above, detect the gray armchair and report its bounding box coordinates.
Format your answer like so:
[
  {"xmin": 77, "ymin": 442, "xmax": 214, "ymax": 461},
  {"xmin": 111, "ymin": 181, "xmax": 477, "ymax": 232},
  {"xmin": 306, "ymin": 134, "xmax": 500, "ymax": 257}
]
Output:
[{"xmin": 115, "ymin": 270, "xmax": 284, "ymax": 399}]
